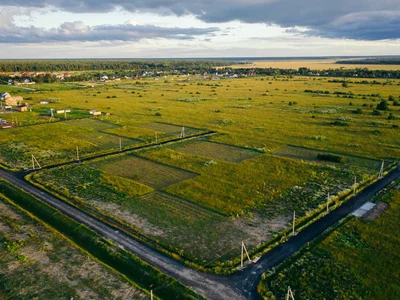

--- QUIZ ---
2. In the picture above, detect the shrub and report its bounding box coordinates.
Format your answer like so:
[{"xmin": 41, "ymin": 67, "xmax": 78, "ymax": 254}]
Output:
[
  {"xmin": 393, "ymin": 100, "xmax": 400, "ymax": 106},
  {"xmin": 353, "ymin": 108, "xmax": 363, "ymax": 114},
  {"xmin": 376, "ymin": 100, "xmax": 389, "ymax": 111},
  {"xmin": 317, "ymin": 153, "xmax": 346, "ymax": 163},
  {"xmin": 331, "ymin": 120, "xmax": 349, "ymax": 126},
  {"xmin": 372, "ymin": 110, "xmax": 382, "ymax": 116},
  {"xmin": 155, "ymin": 112, "xmax": 162, "ymax": 116}
]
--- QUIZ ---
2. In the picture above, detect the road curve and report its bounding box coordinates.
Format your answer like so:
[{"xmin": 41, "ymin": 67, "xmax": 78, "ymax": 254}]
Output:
[{"xmin": 0, "ymin": 166, "xmax": 399, "ymax": 300}]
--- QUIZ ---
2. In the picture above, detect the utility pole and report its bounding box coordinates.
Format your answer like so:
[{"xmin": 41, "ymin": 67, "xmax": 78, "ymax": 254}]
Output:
[
  {"xmin": 64, "ymin": 111, "xmax": 67, "ymax": 120},
  {"xmin": 292, "ymin": 211, "xmax": 296, "ymax": 236},
  {"xmin": 155, "ymin": 132, "xmax": 158, "ymax": 144},
  {"xmin": 76, "ymin": 146, "xmax": 80, "ymax": 161},
  {"xmin": 353, "ymin": 176, "xmax": 357, "ymax": 195},
  {"xmin": 240, "ymin": 241, "xmax": 252, "ymax": 268},
  {"xmin": 326, "ymin": 192, "xmax": 330, "ymax": 214},
  {"xmin": 31, "ymin": 154, "xmax": 41, "ymax": 170},
  {"xmin": 180, "ymin": 127, "xmax": 185, "ymax": 139},
  {"xmin": 150, "ymin": 290, "xmax": 153, "ymax": 300},
  {"xmin": 286, "ymin": 286, "xmax": 295, "ymax": 300},
  {"xmin": 378, "ymin": 160, "xmax": 384, "ymax": 179},
  {"xmin": 49, "ymin": 108, "xmax": 55, "ymax": 122},
  {"xmin": 119, "ymin": 138, "xmax": 122, "ymax": 151}
]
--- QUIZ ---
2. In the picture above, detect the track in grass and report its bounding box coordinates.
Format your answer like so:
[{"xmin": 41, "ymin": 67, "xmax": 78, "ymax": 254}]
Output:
[
  {"xmin": 93, "ymin": 155, "xmax": 198, "ymax": 189},
  {"xmin": 169, "ymin": 140, "xmax": 261, "ymax": 163}
]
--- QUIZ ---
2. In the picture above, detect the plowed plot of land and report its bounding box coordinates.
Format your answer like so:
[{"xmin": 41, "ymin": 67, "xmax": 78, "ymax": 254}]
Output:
[
  {"xmin": 94, "ymin": 155, "xmax": 197, "ymax": 189},
  {"xmin": 274, "ymin": 145, "xmax": 381, "ymax": 170},
  {"xmin": 140, "ymin": 122, "xmax": 200, "ymax": 136},
  {"xmin": 170, "ymin": 140, "xmax": 261, "ymax": 162}
]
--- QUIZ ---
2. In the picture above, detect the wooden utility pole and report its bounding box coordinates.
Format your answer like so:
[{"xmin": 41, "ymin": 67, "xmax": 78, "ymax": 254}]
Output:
[
  {"xmin": 326, "ymin": 192, "xmax": 330, "ymax": 214},
  {"xmin": 292, "ymin": 211, "xmax": 296, "ymax": 236},
  {"xmin": 286, "ymin": 286, "xmax": 295, "ymax": 300},
  {"xmin": 378, "ymin": 160, "xmax": 384, "ymax": 179},
  {"xmin": 240, "ymin": 241, "xmax": 252, "ymax": 267}
]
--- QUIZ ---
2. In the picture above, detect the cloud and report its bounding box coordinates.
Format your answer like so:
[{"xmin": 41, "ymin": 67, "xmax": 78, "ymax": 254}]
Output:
[
  {"xmin": 0, "ymin": 8, "xmax": 219, "ymax": 43},
  {"xmin": 1, "ymin": 0, "xmax": 400, "ymax": 40}
]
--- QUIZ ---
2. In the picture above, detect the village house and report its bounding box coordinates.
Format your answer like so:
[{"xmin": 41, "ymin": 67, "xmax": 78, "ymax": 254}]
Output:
[
  {"xmin": 1, "ymin": 92, "xmax": 23, "ymax": 106},
  {"xmin": 16, "ymin": 104, "xmax": 29, "ymax": 112}
]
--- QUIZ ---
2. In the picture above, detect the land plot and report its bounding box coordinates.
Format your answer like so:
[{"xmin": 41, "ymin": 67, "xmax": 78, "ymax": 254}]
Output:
[
  {"xmin": 93, "ymin": 155, "xmax": 198, "ymax": 189},
  {"xmin": 0, "ymin": 120, "xmax": 141, "ymax": 169},
  {"xmin": 140, "ymin": 122, "xmax": 200, "ymax": 136},
  {"xmin": 0, "ymin": 188, "xmax": 144, "ymax": 299},
  {"xmin": 169, "ymin": 140, "xmax": 261, "ymax": 162},
  {"xmin": 63, "ymin": 118, "xmax": 119, "ymax": 131},
  {"xmin": 273, "ymin": 145, "xmax": 381, "ymax": 171}
]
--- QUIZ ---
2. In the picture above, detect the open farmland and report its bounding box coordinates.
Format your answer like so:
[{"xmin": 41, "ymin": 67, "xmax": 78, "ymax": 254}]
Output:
[
  {"xmin": 93, "ymin": 155, "xmax": 198, "ymax": 189},
  {"xmin": 168, "ymin": 140, "xmax": 261, "ymax": 162},
  {"xmin": 0, "ymin": 184, "xmax": 145, "ymax": 299},
  {"xmin": 2, "ymin": 74, "xmax": 399, "ymax": 268},
  {"xmin": 273, "ymin": 145, "xmax": 382, "ymax": 169},
  {"xmin": 258, "ymin": 182, "xmax": 400, "ymax": 300},
  {"xmin": 0, "ymin": 118, "xmax": 141, "ymax": 169}
]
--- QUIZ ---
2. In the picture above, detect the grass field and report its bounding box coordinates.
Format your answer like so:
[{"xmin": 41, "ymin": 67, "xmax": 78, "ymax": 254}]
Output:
[
  {"xmin": 1, "ymin": 74, "xmax": 399, "ymax": 266},
  {"xmin": 0, "ymin": 189, "xmax": 144, "ymax": 299},
  {"xmin": 93, "ymin": 155, "xmax": 197, "ymax": 189},
  {"xmin": 168, "ymin": 140, "xmax": 261, "ymax": 162},
  {"xmin": 258, "ymin": 183, "xmax": 400, "ymax": 299}
]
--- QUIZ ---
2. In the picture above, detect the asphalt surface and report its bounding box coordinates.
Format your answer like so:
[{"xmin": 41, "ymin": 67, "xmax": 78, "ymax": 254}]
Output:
[{"xmin": 0, "ymin": 165, "xmax": 399, "ymax": 300}]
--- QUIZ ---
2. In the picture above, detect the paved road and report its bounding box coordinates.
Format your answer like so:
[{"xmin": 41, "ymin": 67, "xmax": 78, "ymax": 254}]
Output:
[{"xmin": 1, "ymin": 166, "xmax": 399, "ymax": 300}]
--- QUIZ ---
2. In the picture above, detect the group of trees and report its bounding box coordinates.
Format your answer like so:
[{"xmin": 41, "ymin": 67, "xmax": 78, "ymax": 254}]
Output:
[{"xmin": 0, "ymin": 60, "xmax": 230, "ymax": 73}]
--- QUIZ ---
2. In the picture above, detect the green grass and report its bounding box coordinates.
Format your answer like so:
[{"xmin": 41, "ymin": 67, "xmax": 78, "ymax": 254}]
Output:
[
  {"xmin": 0, "ymin": 183, "xmax": 145, "ymax": 299},
  {"xmin": 2, "ymin": 75, "xmax": 399, "ymax": 268},
  {"xmin": 168, "ymin": 140, "xmax": 261, "ymax": 162},
  {"xmin": 258, "ymin": 186, "xmax": 400, "ymax": 299}
]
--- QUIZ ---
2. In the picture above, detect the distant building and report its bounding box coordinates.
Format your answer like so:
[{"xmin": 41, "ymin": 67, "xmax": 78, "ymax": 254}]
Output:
[
  {"xmin": 1, "ymin": 93, "xmax": 23, "ymax": 106},
  {"xmin": 40, "ymin": 101, "xmax": 49, "ymax": 105},
  {"xmin": 16, "ymin": 105, "xmax": 29, "ymax": 112},
  {"xmin": 89, "ymin": 110, "xmax": 101, "ymax": 116},
  {"xmin": 0, "ymin": 92, "xmax": 11, "ymax": 100}
]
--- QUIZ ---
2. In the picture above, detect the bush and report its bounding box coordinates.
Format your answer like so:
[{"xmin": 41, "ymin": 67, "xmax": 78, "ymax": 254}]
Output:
[
  {"xmin": 155, "ymin": 112, "xmax": 162, "ymax": 116},
  {"xmin": 372, "ymin": 110, "xmax": 382, "ymax": 116},
  {"xmin": 353, "ymin": 108, "xmax": 363, "ymax": 114},
  {"xmin": 376, "ymin": 100, "xmax": 389, "ymax": 111},
  {"xmin": 317, "ymin": 153, "xmax": 346, "ymax": 163},
  {"xmin": 331, "ymin": 120, "xmax": 349, "ymax": 126},
  {"xmin": 393, "ymin": 100, "xmax": 400, "ymax": 106}
]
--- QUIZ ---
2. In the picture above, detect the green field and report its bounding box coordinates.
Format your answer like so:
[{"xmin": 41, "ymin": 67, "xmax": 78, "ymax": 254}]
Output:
[
  {"xmin": 258, "ymin": 183, "xmax": 400, "ymax": 299},
  {"xmin": 0, "ymin": 188, "xmax": 145, "ymax": 299},
  {"xmin": 2, "ymin": 75, "xmax": 399, "ymax": 267}
]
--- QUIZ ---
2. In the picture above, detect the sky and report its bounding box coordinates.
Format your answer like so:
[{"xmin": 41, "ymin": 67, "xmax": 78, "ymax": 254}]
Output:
[{"xmin": 0, "ymin": 0, "xmax": 399, "ymax": 58}]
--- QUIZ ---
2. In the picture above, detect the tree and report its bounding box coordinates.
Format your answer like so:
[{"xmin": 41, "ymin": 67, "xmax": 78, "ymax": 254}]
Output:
[{"xmin": 376, "ymin": 100, "xmax": 389, "ymax": 111}]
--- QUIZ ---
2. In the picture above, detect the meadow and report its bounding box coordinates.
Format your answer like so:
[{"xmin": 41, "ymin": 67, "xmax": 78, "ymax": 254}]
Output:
[
  {"xmin": 0, "ymin": 183, "xmax": 145, "ymax": 299},
  {"xmin": 258, "ymin": 182, "xmax": 400, "ymax": 299},
  {"xmin": 1, "ymin": 74, "xmax": 399, "ymax": 267}
]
